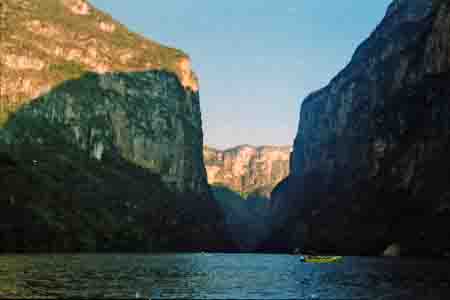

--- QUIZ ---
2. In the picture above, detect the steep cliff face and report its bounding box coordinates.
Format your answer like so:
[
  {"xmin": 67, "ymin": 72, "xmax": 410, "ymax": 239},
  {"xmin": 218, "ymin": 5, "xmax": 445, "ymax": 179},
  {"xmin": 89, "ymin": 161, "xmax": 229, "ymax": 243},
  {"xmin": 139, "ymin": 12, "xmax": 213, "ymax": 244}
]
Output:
[
  {"xmin": 0, "ymin": 0, "xmax": 231, "ymax": 252},
  {"xmin": 271, "ymin": 0, "xmax": 450, "ymax": 257},
  {"xmin": 1, "ymin": 0, "xmax": 205, "ymax": 194},
  {"xmin": 204, "ymin": 145, "xmax": 292, "ymax": 197},
  {"xmin": 5, "ymin": 71, "xmax": 207, "ymax": 194}
]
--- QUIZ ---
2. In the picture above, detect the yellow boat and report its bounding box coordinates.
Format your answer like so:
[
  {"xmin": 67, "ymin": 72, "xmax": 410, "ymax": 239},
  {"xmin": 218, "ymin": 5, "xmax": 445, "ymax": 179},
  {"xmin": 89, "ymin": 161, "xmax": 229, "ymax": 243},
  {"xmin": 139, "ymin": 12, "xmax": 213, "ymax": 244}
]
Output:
[{"xmin": 299, "ymin": 255, "xmax": 343, "ymax": 263}]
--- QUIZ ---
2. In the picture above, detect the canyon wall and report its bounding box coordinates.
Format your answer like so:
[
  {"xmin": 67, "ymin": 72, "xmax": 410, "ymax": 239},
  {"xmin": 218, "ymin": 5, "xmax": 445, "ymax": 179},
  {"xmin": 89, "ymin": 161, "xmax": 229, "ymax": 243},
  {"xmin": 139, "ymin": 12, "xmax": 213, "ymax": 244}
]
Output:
[
  {"xmin": 204, "ymin": 145, "xmax": 291, "ymax": 251},
  {"xmin": 204, "ymin": 145, "xmax": 291, "ymax": 198},
  {"xmin": 5, "ymin": 71, "xmax": 207, "ymax": 195},
  {"xmin": 270, "ymin": 0, "xmax": 450, "ymax": 257},
  {"xmin": 0, "ymin": 0, "xmax": 231, "ymax": 252}
]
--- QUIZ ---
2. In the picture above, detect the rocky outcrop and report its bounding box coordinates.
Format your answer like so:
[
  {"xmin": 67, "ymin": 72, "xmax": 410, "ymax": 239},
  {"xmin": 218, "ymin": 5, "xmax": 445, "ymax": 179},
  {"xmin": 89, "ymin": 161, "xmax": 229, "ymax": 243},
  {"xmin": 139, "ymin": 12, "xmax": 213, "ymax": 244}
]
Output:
[
  {"xmin": 204, "ymin": 145, "xmax": 292, "ymax": 198},
  {"xmin": 0, "ymin": 0, "xmax": 231, "ymax": 252},
  {"xmin": 270, "ymin": 0, "xmax": 450, "ymax": 257}
]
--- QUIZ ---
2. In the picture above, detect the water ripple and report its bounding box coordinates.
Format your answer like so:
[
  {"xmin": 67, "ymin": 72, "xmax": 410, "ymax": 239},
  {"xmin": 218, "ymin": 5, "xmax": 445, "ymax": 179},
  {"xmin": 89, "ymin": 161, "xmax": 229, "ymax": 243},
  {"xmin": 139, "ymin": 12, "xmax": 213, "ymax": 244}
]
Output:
[{"xmin": 0, "ymin": 254, "xmax": 449, "ymax": 299}]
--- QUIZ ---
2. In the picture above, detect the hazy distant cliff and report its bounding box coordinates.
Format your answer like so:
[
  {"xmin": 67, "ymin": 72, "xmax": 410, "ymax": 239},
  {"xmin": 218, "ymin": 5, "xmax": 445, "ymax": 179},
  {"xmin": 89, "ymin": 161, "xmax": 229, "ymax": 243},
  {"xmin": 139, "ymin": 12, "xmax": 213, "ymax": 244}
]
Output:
[
  {"xmin": 0, "ymin": 0, "xmax": 230, "ymax": 252},
  {"xmin": 270, "ymin": 0, "xmax": 450, "ymax": 257},
  {"xmin": 203, "ymin": 144, "xmax": 291, "ymax": 251},
  {"xmin": 204, "ymin": 145, "xmax": 292, "ymax": 197}
]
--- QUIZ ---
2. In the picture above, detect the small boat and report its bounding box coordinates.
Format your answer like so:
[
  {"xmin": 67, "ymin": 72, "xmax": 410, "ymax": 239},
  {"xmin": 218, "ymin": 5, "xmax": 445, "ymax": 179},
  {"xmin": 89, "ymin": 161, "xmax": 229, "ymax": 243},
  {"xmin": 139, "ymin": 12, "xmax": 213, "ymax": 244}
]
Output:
[{"xmin": 299, "ymin": 255, "xmax": 343, "ymax": 263}]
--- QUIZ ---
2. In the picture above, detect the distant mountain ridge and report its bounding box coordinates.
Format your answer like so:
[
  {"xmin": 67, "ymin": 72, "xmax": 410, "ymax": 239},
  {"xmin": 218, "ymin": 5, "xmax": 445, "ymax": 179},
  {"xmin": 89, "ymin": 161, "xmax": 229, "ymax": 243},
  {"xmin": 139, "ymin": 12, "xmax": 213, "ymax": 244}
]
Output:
[{"xmin": 204, "ymin": 144, "xmax": 292, "ymax": 198}]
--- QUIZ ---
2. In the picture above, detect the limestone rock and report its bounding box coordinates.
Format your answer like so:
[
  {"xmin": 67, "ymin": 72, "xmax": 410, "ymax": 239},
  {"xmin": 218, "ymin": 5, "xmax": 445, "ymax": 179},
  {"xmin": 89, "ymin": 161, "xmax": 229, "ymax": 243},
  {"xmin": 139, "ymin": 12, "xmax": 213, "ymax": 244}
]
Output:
[
  {"xmin": 62, "ymin": 0, "xmax": 91, "ymax": 15},
  {"xmin": 5, "ymin": 71, "xmax": 207, "ymax": 195},
  {"xmin": 0, "ymin": 0, "xmax": 207, "ymax": 196},
  {"xmin": 0, "ymin": 0, "xmax": 197, "ymax": 119},
  {"xmin": 204, "ymin": 145, "xmax": 292, "ymax": 198}
]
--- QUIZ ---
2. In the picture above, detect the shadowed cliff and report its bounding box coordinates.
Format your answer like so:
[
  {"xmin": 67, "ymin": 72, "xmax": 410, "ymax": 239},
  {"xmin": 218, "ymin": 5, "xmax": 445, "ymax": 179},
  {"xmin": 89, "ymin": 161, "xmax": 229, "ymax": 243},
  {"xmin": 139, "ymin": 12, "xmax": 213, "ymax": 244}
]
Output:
[
  {"xmin": 203, "ymin": 144, "xmax": 291, "ymax": 251},
  {"xmin": 0, "ymin": 0, "xmax": 235, "ymax": 252},
  {"xmin": 211, "ymin": 185, "xmax": 273, "ymax": 251},
  {"xmin": 0, "ymin": 71, "xmax": 233, "ymax": 252},
  {"xmin": 269, "ymin": 0, "xmax": 450, "ymax": 257}
]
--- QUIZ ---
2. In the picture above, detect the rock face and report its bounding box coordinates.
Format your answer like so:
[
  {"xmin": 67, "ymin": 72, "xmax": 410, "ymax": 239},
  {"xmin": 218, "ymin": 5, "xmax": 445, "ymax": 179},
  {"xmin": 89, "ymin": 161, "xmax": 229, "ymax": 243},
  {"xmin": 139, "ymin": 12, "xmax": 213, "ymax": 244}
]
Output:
[
  {"xmin": 204, "ymin": 145, "xmax": 291, "ymax": 251},
  {"xmin": 270, "ymin": 0, "xmax": 450, "ymax": 256},
  {"xmin": 0, "ymin": 0, "xmax": 197, "ymax": 124},
  {"xmin": 6, "ymin": 71, "xmax": 207, "ymax": 195},
  {"xmin": 1, "ymin": 0, "xmax": 204, "ymax": 194},
  {"xmin": 0, "ymin": 0, "xmax": 231, "ymax": 252},
  {"xmin": 204, "ymin": 145, "xmax": 292, "ymax": 197}
]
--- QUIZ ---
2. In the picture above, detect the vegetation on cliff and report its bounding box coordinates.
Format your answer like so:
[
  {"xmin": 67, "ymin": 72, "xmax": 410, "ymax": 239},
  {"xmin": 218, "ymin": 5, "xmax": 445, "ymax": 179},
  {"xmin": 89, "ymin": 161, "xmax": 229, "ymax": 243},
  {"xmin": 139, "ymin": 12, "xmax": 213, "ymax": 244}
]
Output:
[
  {"xmin": 0, "ymin": 0, "xmax": 230, "ymax": 252},
  {"xmin": 0, "ymin": 137, "xmax": 228, "ymax": 252},
  {"xmin": 0, "ymin": 0, "xmax": 196, "ymax": 125},
  {"xmin": 211, "ymin": 184, "xmax": 272, "ymax": 251}
]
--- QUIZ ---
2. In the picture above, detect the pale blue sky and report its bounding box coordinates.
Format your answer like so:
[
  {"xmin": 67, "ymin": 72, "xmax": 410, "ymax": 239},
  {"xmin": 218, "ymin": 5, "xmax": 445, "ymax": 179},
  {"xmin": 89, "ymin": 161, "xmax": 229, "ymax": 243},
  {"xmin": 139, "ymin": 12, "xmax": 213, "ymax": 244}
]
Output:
[{"xmin": 90, "ymin": 0, "xmax": 392, "ymax": 149}]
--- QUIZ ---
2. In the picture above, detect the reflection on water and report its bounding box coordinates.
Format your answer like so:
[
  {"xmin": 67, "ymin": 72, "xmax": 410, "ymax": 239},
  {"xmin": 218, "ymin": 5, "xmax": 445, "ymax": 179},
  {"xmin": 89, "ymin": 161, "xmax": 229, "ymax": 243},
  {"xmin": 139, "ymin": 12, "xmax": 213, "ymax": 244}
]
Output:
[{"xmin": 0, "ymin": 254, "xmax": 450, "ymax": 299}]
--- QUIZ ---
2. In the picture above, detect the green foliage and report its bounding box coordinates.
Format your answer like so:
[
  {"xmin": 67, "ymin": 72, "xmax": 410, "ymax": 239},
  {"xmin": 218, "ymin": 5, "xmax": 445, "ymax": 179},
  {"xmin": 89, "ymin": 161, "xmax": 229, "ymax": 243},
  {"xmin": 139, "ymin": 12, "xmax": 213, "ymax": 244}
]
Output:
[
  {"xmin": 0, "ymin": 111, "xmax": 9, "ymax": 127},
  {"xmin": 0, "ymin": 139, "xmax": 228, "ymax": 253},
  {"xmin": 28, "ymin": 0, "xmax": 187, "ymax": 74},
  {"xmin": 0, "ymin": 101, "xmax": 21, "ymax": 128},
  {"xmin": 239, "ymin": 191, "xmax": 251, "ymax": 199},
  {"xmin": 48, "ymin": 62, "xmax": 87, "ymax": 80},
  {"xmin": 211, "ymin": 184, "xmax": 263, "ymax": 200},
  {"xmin": 3, "ymin": 0, "xmax": 193, "ymax": 120}
]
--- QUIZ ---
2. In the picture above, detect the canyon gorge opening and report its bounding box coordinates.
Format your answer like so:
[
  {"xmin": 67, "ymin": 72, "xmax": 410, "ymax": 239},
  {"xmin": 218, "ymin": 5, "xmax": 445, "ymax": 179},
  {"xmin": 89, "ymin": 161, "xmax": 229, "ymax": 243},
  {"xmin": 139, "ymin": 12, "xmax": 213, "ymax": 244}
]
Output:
[{"xmin": 2, "ymin": 0, "xmax": 450, "ymax": 259}]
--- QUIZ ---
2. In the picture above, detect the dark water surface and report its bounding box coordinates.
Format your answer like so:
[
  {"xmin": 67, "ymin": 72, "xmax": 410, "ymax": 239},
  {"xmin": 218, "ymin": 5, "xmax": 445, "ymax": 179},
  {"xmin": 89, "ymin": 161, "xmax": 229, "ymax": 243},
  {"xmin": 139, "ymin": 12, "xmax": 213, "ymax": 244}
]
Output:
[{"xmin": 1, "ymin": 254, "xmax": 450, "ymax": 299}]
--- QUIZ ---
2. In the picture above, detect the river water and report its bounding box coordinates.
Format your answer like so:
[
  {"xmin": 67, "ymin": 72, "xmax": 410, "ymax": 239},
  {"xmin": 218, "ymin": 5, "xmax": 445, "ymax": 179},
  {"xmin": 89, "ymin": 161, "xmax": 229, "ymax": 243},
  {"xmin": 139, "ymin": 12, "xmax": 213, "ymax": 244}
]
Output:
[{"xmin": 1, "ymin": 254, "xmax": 449, "ymax": 299}]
